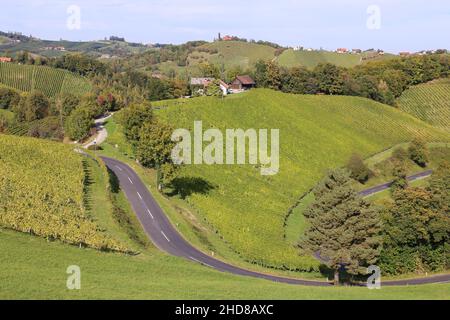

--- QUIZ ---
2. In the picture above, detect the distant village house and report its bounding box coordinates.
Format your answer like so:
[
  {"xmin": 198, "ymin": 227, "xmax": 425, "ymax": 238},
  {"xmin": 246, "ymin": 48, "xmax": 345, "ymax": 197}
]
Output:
[
  {"xmin": 230, "ymin": 75, "xmax": 255, "ymax": 91},
  {"xmin": 336, "ymin": 48, "xmax": 348, "ymax": 54},
  {"xmin": 0, "ymin": 57, "xmax": 12, "ymax": 63}
]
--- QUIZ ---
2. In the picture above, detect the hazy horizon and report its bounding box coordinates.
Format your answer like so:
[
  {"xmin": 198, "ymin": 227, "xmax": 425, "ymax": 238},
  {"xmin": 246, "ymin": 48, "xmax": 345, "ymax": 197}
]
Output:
[{"xmin": 1, "ymin": 0, "xmax": 449, "ymax": 53}]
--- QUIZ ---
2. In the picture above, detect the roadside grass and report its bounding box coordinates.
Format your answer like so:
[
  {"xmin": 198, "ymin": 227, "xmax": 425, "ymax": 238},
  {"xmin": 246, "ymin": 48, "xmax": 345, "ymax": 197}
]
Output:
[
  {"xmin": 1, "ymin": 229, "xmax": 449, "ymax": 300},
  {"xmin": 99, "ymin": 125, "xmax": 325, "ymax": 280}
]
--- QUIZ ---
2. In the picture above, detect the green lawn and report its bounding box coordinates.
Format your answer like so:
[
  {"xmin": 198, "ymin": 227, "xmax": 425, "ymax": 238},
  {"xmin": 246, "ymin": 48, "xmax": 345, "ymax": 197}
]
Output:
[
  {"xmin": 153, "ymin": 89, "xmax": 448, "ymax": 271},
  {"xmin": 2, "ymin": 229, "xmax": 449, "ymax": 300},
  {"xmin": 277, "ymin": 50, "xmax": 362, "ymax": 69}
]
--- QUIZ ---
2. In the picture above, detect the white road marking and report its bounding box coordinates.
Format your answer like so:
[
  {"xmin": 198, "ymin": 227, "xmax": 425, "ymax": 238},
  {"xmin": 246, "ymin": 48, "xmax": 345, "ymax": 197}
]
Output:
[
  {"xmin": 189, "ymin": 257, "xmax": 214, "ymax": 269},
  {"xmin": 115, "ymin": 165, "xmax": 123, "ymax": 171},
  {"xmin": 137, "ymin": 192, "xmax": 142, "ymax": 200},
  {"xmin": 128, "ymin": 177, "xmax": 133, "ymax": 184},
  {"xmin": 147, "ymin": 208, "xmax": 154, "ymax": 219},
  {"xmin": 161, "ymin": 231, "xmax": 170, "ymax": 242}
]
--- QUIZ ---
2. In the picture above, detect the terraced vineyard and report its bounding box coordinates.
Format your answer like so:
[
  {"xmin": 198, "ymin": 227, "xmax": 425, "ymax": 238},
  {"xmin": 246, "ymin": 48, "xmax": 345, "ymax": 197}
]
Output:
[
  {"xmin": 154, "ymin": 89, "xmax": 449, "ymax": 271},
  {"xmin": 397, "ymin": 79, "xmax": 450, "ymax": 133},
  {"xmin": 0, "ymin": 63, "xmax": 91, "ymax": 97},
  {"xmin": 0, "ymin": 134, "xmax": 127, "ymax": 252}
]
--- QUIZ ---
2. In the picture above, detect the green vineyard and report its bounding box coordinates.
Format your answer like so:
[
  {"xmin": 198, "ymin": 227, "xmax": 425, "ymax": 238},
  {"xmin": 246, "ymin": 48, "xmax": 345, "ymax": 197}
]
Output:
[
  {"xmin": 154, "ymin": 89, "xmax": 449, "ymax": 271},
  {"xmin": 397, "ymin": 79, "xmax": 450, "ymax": 133},
  {"xmin": 0, "ymin": 63, "xmax": 91, "ymax": 97},
  {"xmin": 0, "ymin": 134, "xmax": 128, "ymax": 252}
]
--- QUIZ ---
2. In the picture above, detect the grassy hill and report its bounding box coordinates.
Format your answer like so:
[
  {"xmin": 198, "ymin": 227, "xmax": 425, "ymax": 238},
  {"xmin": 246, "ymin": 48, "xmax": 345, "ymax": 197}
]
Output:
[
  {"xmin": 194, "ymin": 41, "xmax": 276, "ymax": 70},
  {"xmin": 154, "ymin": 89, "xmax": 448, "ymax": 271},
  {"xmin": 277, "ymin": 50, "xmax": 362, "ymax": 69},
  {"xmin": 397, "ymin": 79, "xmax": 450, "ymax": 133},
  {"xmin": 0, "ymin": 63, "xmax": 91, "ymax": 97}
]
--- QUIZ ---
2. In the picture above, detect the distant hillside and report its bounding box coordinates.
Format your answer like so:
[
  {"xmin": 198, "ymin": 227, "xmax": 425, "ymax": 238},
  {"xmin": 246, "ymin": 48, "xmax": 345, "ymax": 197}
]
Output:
[
  {"xmin": 397, "ymin": 79, "xmax": 450, "ymax": 133},
  {"xmin": 154, "ymin": 89, "xmax": 448, "ymax": 271},
  {"xmin": 277, "ymin": 49, "xmax": 362, "ymax": 69},
  {"xmin": 0, "ymin": 63, "xmax": 91, "ymax": 97},
  {"xmin": 0, "ymin": 33, "xmax": 149, "ymax": 58},
  {"xmin": 277, "ymin": 49, "xmax": 398, "ymax": 69}
]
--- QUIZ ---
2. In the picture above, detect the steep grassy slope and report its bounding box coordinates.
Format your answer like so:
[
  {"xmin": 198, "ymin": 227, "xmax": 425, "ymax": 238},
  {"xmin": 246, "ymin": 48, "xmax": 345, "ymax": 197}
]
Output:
[
  {"xmin": 154, "ymin": 89, "xmax": 448, "ymax": 271},
  {"xmin": 397, "ymin": 79, "xmax": 450, "ymax": 133},
  {"xmin": 0, "ymin": 134, "xmax": 128, "ymax": 252},
  {"xmin": 0, "ymin": 63, "xmax": 91, "ymax": 97}
]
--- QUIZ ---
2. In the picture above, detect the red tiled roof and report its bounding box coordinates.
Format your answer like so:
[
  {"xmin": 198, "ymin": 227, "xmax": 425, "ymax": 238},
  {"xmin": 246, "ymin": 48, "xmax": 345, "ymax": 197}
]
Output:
[{"xmin": 235, "ymin": 75, "xmax": 255, "ymax": 85}]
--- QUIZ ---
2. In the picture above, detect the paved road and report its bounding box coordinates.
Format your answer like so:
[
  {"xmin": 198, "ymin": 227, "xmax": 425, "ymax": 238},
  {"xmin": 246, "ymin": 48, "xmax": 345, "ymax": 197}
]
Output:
[
  {"xmin": 101, "ymin": 156, "xmax": 450, "ymax": 287},
  {"xmin": 359, "ymin": 170, "xmax": 433, "ymax": 197},
  {"xmin": 83, "ymin": 114, "xmax": 112, "ymax": 149}
]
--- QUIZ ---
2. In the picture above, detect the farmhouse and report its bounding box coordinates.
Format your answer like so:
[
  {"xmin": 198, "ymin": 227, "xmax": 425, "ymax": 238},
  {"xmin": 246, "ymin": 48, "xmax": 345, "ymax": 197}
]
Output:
[
  {"xmin": 222, "ymin": 35, "xmax": 233, "ymax": 41},
  {"xmin": 230, "ymin": 75, "xmax": 255, "ymax": 91},
  {"xmin": 0, "ymin": 57, "xmax": 12, "ymax": 63},
  {"xmin": 336, "ymin": 48, "xmax": 348, "ymax": 54},
  {"xmin": 219, "ymin": 80, "xmax": 229, "ymax": 96}
]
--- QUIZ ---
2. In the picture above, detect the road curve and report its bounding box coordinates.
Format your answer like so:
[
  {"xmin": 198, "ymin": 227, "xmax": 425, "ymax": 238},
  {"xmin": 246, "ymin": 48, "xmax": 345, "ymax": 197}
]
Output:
[
  {"xmin": 101, "ymin": 156, "xmax": 450, "ymax": 287},
  {"xmin": 359, "ymin": 170, "xmax": 433, "ymax": 197}
]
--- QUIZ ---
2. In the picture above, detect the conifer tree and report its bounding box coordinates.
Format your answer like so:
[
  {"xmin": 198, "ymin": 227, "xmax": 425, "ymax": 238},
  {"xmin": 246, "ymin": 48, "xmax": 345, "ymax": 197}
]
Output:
[{"xmin": 301, "ymin": 169, "xmax": 382, "ymax": 285}]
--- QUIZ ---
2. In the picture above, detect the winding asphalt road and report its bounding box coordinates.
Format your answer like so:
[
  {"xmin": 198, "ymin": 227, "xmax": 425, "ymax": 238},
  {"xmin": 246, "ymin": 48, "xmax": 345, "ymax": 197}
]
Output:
[{"xmin": 101, "ymin": 156, "xmax": 450, "ymax": 287}]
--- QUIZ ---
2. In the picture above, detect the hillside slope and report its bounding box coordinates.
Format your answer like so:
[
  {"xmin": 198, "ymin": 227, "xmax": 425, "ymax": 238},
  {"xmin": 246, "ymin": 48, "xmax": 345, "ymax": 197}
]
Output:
[
  {"xmin": 0, "ymin": 134, "xmax": 128, "ymax": 251},
  {"xmin": 397, "ymin": 79, "xmax": 450, "ymax": 133},
  {"xmin": 0, "ymin": 63, "xmax": 91, "ymax": 97},
  {"xmin": 155, "ymin": 89, "xmax": 448, "ymax": 271}
]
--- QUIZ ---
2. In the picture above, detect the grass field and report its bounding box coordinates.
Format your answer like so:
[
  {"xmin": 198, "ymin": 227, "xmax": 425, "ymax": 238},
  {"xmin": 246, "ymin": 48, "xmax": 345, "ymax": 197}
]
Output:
[
  {"xmin": 277, "ymin": 50, "xmax": 363, "ymax": 69},
  {"xmin": 0, "ymin": 63, "xmax": 91, "ymax": 97},
  {"xmin": 195, "ymin": 41, "xmax": 276, "ymax": 70},
  {"xmin": 2, "ymin": 228, "xmax": 450, "ymax": 299},
  {"xmin": 153, "ymin": 89, "xmax": 448, "ymax": 271},
  {"xmin": 397, "ymin": 79, "xmax": 450, "ymax": 133}
]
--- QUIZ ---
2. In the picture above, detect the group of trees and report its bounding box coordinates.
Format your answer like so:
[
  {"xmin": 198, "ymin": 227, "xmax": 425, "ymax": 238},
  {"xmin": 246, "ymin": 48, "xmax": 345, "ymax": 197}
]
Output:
[
  {"xmin": 0, "ymin": 85, "xmax": 122, "ymax": 141},
  {"xmin": 303, "ymin": 140, "xmax": 448, "ymax": 284},
  {"xmin": 116, "ymin": 104, "xmax": 179, "ymax": 190},
  {"xmin": 252, "ymin": 54, "xmax": 450, "ymax": 105},
  {"xmin": 380, "ymin": 162, "xmax": 450, "ymax": 275}
]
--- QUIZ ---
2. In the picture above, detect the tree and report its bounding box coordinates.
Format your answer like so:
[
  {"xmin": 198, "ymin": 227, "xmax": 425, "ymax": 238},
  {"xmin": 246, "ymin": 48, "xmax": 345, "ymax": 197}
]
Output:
[
  {"xmin": 380, "ymin": 185, "xmax": 449, "ymax": 274},
  {"xmin": 116, "ymin": 104, "xmax": 153, "ymax": 146},
  {"xmin": 0, "ymin": 87, "xmax": 20, "ymax": 110},
  {"xmin": 301, "ymin": 169, "xmax": 382, "ymax": 285},
  {"xmin": 346, "ymin": 153, "xmax": 372, "ymax": 183},
  {"xmin": 136, "ymin": 120, "xmax": 178, "ymax": 190},
  {"xmin": 314, "ymin": 63, "xmax": 345, "ymax": 95},
  {"xmin": 266, "ymin": 61, "xmax": 283, "ymax": 90},
  {"xmin": 64, "ymin": 106, "xmax": 93, "ymax": 141},
  {"xmin": 205, "ymin": 79, "xmax": 223, "ymax": 97},
  {"xmin": 55, "ymin": 93, "xmax": 80, "ymax": 118},
  {"xmin": 13, "ymin": 91, "xmax": 50, "ymax": 122},
  {"xmin": 408, "ymin": 138, "xmax": 428, "ymax": 167},
  {"xmin": 391, "ymin": 160, "xmax": 409, "ymax": 193}
]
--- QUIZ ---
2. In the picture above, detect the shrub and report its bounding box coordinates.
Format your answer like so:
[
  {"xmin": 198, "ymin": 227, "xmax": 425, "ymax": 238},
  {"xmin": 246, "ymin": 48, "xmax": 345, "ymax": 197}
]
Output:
[
  {"xmin": 408, "ymin": 138, "xmax": 429, "ymax": 167},
  {"xmin": 346, "ymin": 153, "xmax": 372, "ymax": 183},
  {"xmin": 0, "ymin": 87, "xmax": 20, "ymax": 110}
]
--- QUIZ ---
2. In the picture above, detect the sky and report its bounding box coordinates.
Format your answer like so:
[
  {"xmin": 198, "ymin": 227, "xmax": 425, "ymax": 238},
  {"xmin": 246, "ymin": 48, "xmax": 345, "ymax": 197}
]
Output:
[{"xmin": 0, "ymin": 0, "xmax": 449, "ymax": 53}]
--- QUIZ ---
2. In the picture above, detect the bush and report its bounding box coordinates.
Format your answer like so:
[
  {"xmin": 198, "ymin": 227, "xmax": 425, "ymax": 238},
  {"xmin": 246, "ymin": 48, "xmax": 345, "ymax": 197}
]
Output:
[
  {"xmin": 64, "ymin": 106, "xmax": 94, "ymax": 141},
  {"xmin": 392, "ymin": 147, "xmax": 408, "ymax": 162},
  {"xmin": 408, "ymin": 138, "xmax": 429, "ymax": 167},
  {"xmin": 346, "ymin": 153, "xmax": 372, "ymax": 183},
  {"xmin": 0, "ymin": 87, "xmax": 20, "ymax": 110}
]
